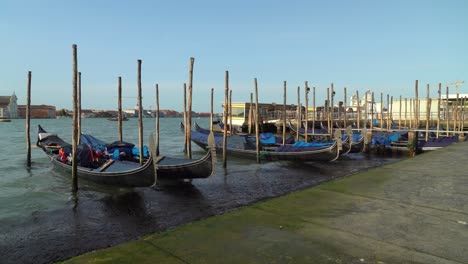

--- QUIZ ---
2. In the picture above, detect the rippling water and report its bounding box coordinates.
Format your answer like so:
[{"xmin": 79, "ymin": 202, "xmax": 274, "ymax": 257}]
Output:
[{"xmin": 0, "ymin": 117, "xmax": 199, "ymax": 220}]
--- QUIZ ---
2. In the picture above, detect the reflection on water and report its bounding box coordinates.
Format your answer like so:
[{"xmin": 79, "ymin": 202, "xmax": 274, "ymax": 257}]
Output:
[{"xmin": 0, "ymin": 118, "xmax": 406, "ymax": 264}]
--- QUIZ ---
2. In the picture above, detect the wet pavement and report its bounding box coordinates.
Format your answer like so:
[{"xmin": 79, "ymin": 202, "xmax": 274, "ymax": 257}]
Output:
[
  {"xmin": 0, "ymin": 153, "xmax": 403, "ymax": 264},
  {"xmin": 66, "ymin": 141, "xmax": 468, "ymax": 264}
]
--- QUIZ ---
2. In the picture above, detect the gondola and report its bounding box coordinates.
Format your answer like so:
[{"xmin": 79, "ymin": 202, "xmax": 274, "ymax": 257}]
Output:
[
  {"xmin": 37, "ymin": 125, "xmax": 215, "ymax": 187},
  {"xmin": 183, "ymin": 123, "xmax": 342, "ymax": 162},
  {"xmin": 288, "ymin": 121, "xmax": 356, "ymax": 154}
]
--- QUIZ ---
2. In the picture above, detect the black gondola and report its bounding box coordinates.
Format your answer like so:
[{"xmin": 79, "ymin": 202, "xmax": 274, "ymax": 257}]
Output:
[{"xmin": 37, "ymin": 125, "xmax": 215, "ymax": 187}]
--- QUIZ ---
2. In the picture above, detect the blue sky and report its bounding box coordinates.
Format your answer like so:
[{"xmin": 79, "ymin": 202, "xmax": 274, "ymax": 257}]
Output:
[{"xmin": 1, "ymin": 0, "xmax": 467, "ymax": 112}]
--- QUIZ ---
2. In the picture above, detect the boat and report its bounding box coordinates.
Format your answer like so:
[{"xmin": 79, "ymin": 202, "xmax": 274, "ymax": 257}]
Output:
[
  {"xmin": 154, "ymin": 135, "xmax": 216, "ymax": 180},
  {"xmin": 183, "ymin": 123, "xmax": 342, "ymax": 162},
  {"xmin": 37, "ymin": 125, "xmax": 215, "ymax": 187},
  {"xmin": 0, "ymin": 118, "xmax": 11, "ymax": 122},
  {"xmin": 418, "ymin": 135, "xmax": 459, "ymax": 151},
  {"xmin": 108, "ymin": 116, "xmax": 129, "ymax": 121},
  {"xmin": 288, "ymin": 121, "xmax": 360, "ymax": 154}
]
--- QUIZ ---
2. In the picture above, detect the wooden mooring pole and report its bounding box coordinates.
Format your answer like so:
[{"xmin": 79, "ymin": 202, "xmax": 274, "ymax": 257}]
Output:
[
  {"xmin": 446, "ymin": 86, "xmax": 449, "ymax": 136},
  {"xmin": 399, "ymin": 95, "xmax": 402, "ymax": 129},
  {"xmin": 229, "ymin": 89, "xmax": 233, "ymax": 134},
  {"xmin": 386, "ymin": 94, "xmax": 390, "ymax": 129},
  {"xmin": 312, "ymin": 86, "xmax": 316, "ymax": 135},
  {"xmin": 371, "ymin": 92, "xmax": 375, "ymax": 130},
  {"xmin": 415, "ymin": 80, "xmax": 419, "ymax": 129},
  {"xmin": 390, "ymin": 96, "xmax": 393, "ymax": 128},
  {"xmin": 137, "ymin": 59, "xmax": 144, "ymax": 165},
  {"xmin": 304, "ymin": 81, "xmax": 309, "ymax": 142},
  {"xmin": 380, "ymin": 93, "xmax": 383, "ymax": 129},
  {"xmin": 283, "ymin": 81, "xmax": 287, "ymax": 145},
  {"xmin": 155, "ymin": 84, "xmax": 160, "ymax": 156},
  {"xmin": 78, "ymin": 72, "xmax": 82, "ymax": 144},
  {"xmin": 425, "ymin": 84, "xmax": 430, "ymax": 141},
  {"xmin": 330, "ymin": 83, "xmax": 334, "ymax": 135},
  {"xmin": 118, "ymin": 76, "xmax": 123, "ymax": 141},
  {"xmin": 223, "ymin": 71, "xmax": 229, "ymax": 168},
  {"xmin": 26, "ymin": 71, "xmax": 32, "ymax": 167},
  {"xmin": 356, "ymin": 90, "xmax": 360, "ymax": 129},
  {"xmin": 364, "ymin": 91, "xmax": 368, "ymax": 128},
  {"xmin": 296, "ymin": 86, "xmax": 302, "ymax": 141},
  {"xmin": 187, "ymin": 58, "xmax": 194, "ymax": 159},
  {"xmin": 71, "ymin": 44, "xmax": 79, "ymax": 192},
  {"xmin": 343, "ymin": 87, "xmax": 347, "ymax": 128},
  {"xmin": 210, "ymin": 88, "xmax": 214, "ymax": 133},
  {"xmin": 327, "ymin": 87, "xmax": 331, "ymax": 132},
  {"xmin": 248, "ymin": 93, "xmax": 253, "ymax": 134},
  {"xmin": 183, "ymin": 83, "xmax": 187, "ymax": 153},
  {"xmin": 254, "ymin": 78, "xmax": 260, "ymax": 163}
]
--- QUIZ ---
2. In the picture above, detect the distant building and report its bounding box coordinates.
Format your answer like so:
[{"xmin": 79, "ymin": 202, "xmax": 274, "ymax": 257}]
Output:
[
  {"xmin": 0, "ymin": 92, "xmax": 18, "ymax": 118},
  {"xmin": 17, "ymin": 105, "xmax": 56, "ymax": 119}
]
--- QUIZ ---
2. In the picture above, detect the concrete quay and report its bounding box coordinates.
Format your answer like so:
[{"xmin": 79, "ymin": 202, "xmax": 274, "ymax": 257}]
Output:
[{"xmin": 65, "ymin": 142, "xmax": 468, "ymax": 264}]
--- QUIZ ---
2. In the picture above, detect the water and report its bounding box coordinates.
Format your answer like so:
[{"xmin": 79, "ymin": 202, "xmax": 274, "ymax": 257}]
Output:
[
  {"xmin": 0, "ymin": 117, "xmax": 190, "ymax": 221},
  {"xmin": 0, "ymin": 117, "xmax": 405, "ymax": 263}
]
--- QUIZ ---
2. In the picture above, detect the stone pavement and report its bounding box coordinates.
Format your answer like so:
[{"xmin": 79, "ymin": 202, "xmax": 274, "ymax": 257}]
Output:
[{"xmin": 65, "ymin": 142, "xmax": 468, "ymax": 264}]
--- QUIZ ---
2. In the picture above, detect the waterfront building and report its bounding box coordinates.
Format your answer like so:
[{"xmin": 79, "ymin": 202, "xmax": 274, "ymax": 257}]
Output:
[
  {"xmin": 17, "ymin": 105, "xmax": 56, "ymax": 119},
  {"xmin": 0, "ymin": 92, "xmax": 18, "ymax": 118}
]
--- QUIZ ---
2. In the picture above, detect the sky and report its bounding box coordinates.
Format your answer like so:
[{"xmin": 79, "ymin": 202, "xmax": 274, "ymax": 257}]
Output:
[{"xmin": 1, "ymin": 0, "xmax": 467, "ymax": 113}]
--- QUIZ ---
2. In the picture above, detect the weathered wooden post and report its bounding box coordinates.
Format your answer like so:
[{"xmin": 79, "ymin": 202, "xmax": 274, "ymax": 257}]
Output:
[
  {"xmin": 446, "ymin": 86, "xmax": 449, "ymax": 136},
  {"xmin": 327, "ymin": 87, "xmax": 331, "ymax": 131},
  {"xmin": 304, "ymin": 81, "xmax": 309, "ymax": 142},
  {"xmin": 343, "ymin": 87, "xmax": 347, "ymax": 128},
  {"xmin": 78, "ymin": 72, "xmax": 82, "ymax": 144},
  {"xmin": 356, "ymin": 90, "xmax": 360, "ymax": 129},
  {"xmin": 380, "ymin": 93, "xmax": 384, "ymax": 129},
  {"xmin": 248, "ymin": 93, "xmax": 253, "ymax": 134},
  {"xmin": 458, "ymin": 96, "xmax": 464, "ymax": 134},
  {"xmin": 371, "ymin": 92, "xmax": 375, "ymax": 130},
  {"xmin": 254, "ymin": 78, "xmax": 260, "ymax": 163},
  {"xmin": 415, "ymin": 80, "xmax": 419, "ymax": 129},
  {"xmin": 390, "ymin": 96, "xmax": 393, "ymax": 128},
  {"xmin": 425, "ymin": 84, "xmax": 430, "ymax": 141},
  {"xmin": 455, "ymin": 88, "xmax": 459, "ymax": 133},
  {"xmin": 223, "ymin": 71, "xmax": 229, "ymax": 168},
  {"xmin": 386, "ymin": 94, "xmax": 390, "ymax": 129},
  {"xmin": 183, "ymin": 83, "xmax": 187, "ymax": 153},
  {"xmin": 155, "ymin": 84, "xmax": 160, "ymax": 156},
  {"xmin": 312, "ymin": 86, "xmax": 316, "ymax": 135},
  {"xmin": 408, "ymin": 131, "xmax": 418, "ymax": 156},
  {"xmin": 26, "ymin": 71, "xmax": 32, "ymax": 167},
  {"xmin": 458, "ymin": 96, "xmax": 464, "ymax": 135},
  {"xmin": 187, "ymin": 57, "xmax": 194, "ymax": 159},
  {"xmin": 364, "ymin": 91, "xmax": 368, "ymax": 128},
  {"xmin": 229, "ymin": 89, "xmax": 233, "ymax": 134},
  {"xmin": 210, "ymin": 88, "xmax": 214, "ymax": 132},
  {"xmin": 137, "ymin": 59, "xmax": 144, "ymax": 165},
  {"xmin": 399, "ymin": 95, "xmax": 402, "ymax": 129},
  {"xmin": 118, "ymin": 76, "xmax": 123, "ymax": 141},
  {"xmin": 283, "ymin": 81, "xmax": 287, "ymax": 145},
  {"xmin": 330, "ymin": 83, "xmax": 334, "ymax": 135},
  {"xmin": 296, "ymin": 86, "xmax": 307, "ymax": 141},
  {"xmin": 71, "ymin": 44, "xmax": 79, "ymax": 192}
]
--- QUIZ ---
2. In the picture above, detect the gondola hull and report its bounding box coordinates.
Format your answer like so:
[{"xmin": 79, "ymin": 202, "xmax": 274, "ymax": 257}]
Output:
[
  {"xmin": 188, "ymin": 129, "xmax": 341, "ymax": 162},
  {"xmin": 46, "ymin": 154, "xmax": 155, "ymax": 187}
]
